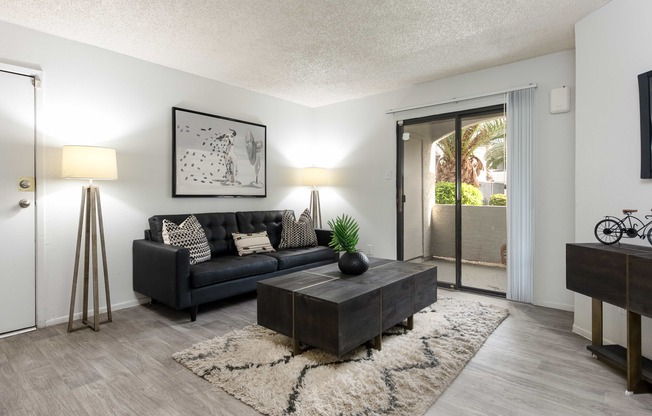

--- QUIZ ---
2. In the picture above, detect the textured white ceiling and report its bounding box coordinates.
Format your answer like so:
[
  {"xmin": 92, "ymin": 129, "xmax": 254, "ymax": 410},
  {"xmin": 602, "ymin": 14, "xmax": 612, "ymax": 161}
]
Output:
[{"xmin": 0, "ymin": 0, "xmax": 609, "ymax": 107}]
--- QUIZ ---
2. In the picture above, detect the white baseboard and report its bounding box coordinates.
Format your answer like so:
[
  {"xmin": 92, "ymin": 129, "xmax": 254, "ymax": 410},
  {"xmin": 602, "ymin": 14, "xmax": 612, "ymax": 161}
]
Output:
[
  {"xmin": 572, "ymin": 324, "xmax": 619, "ymax": 346},
  {"xmin": 45, "ymin": 297, "xmax": 150, "ymax": 327},
  {"xmin": 536, "ymin": 300, "xmax": 573, "ymax": 312},
  {"xmin": 572, "ymin": 324, "xmax": 591, "ymax": 341}
]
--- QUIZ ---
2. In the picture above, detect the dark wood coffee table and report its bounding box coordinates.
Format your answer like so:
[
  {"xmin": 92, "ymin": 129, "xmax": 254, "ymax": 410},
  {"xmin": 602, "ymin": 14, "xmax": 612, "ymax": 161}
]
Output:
[{"xmin": 257, "ymin": 258, "xmax": 437, "ymax": 357}]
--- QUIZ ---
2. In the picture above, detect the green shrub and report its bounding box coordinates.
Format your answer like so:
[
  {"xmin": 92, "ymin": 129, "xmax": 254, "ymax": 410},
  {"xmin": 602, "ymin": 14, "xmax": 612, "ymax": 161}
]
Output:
[
  {"xmin": 435, "ymin": 182, "xmax": 456, "ymax": 204},
  {"xmin": 489, "ymin": 193, "xmax": 507, "ymax": 206},
  {"xmin": 435, "ymin": 182, "xmax": 483, "ymax": 206}
]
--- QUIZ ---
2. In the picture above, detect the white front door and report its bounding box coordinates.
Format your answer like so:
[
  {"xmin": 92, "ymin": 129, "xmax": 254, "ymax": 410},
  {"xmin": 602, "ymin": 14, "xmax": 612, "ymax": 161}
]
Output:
[{"xmin": 0, "ymin": 70, "xmax": 36, "ymax": 335}]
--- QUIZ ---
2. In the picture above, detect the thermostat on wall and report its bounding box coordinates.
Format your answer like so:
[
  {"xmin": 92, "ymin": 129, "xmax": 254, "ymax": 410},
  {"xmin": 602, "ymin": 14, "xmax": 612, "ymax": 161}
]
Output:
[{"xmin": 549, "ymin": 86, "xmax": 570, "ymax": 114}]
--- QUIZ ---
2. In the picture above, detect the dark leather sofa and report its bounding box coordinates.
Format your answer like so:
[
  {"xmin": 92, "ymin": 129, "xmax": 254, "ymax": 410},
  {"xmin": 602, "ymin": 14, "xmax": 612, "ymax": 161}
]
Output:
[{"xmin": 133, "ymin": 210, "xmax": 337, "ymax": 321}]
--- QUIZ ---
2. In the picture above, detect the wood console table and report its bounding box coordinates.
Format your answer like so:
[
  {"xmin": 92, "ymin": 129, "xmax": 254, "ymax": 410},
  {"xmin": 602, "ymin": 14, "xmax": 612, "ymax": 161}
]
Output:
[{"xmin": 566, "ymin": 243, "xmax": 652, "ymax": 393}]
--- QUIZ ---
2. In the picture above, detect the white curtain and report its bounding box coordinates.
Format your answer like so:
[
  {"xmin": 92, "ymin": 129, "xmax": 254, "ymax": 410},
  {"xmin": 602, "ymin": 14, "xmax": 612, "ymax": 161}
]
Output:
[{"xmin": 506, "ymin": 88, "xmax": 535, "ymax": 303}]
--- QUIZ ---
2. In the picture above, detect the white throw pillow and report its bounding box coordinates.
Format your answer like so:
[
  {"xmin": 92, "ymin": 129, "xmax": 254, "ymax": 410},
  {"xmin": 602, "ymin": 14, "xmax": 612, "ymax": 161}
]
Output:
[{"xmin": 232, "ymin": 231, "xmax": 275, "ymax": 256}]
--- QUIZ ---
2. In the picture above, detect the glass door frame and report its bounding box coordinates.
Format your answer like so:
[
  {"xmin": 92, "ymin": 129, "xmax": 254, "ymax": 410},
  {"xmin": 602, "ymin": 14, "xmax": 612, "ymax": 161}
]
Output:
[{"xmin": 396, "ymin": 104, "xmax": 506, "ymax": 297}]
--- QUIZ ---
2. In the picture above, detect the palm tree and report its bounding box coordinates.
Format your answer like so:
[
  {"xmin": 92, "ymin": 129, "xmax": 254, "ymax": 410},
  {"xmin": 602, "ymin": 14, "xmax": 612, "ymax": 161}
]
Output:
[
  {"xmin": 435, "ymin": 118, "xmax": 505, "ymax": 187},
  {"xmin": 484, "ymin": 137, "xmax": 506, "ymax": 170}
]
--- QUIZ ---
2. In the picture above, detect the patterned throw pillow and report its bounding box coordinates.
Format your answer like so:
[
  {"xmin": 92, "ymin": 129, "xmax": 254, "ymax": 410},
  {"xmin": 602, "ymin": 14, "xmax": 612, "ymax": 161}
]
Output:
[
  {"xmin": 232, "ymin": 231, "xmax": 276, "ymax": 256},
  {"xmin": 161, "ymin": 215, "xmax": 211, "ymax": 265},
  {"xmin": 279, "ymin": 209, "xmax": 318, "ymax": 249}
]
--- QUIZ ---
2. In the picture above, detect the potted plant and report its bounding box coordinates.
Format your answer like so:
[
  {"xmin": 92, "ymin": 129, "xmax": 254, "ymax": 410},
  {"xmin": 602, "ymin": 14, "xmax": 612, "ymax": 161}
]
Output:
[{"xmin": 327, "ymin": 214, "xmax": 369, "ymax": 275}]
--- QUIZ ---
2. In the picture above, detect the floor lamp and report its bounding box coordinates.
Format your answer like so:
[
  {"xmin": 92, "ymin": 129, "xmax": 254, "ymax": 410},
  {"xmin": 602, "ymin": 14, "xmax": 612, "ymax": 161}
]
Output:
[
  {"xmin": 62, "ymin": 145, "xmax": 118, "ymax": 332},
  {"xmin": 302, "ymin": 167, "xmax": 328, "ymax": 229}
]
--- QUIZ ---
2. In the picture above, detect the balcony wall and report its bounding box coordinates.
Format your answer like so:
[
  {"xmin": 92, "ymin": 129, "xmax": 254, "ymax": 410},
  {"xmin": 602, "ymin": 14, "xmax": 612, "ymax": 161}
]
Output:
[{"xmin": 430, "ymin": 205, "xmax": 507, "ymax": 265}]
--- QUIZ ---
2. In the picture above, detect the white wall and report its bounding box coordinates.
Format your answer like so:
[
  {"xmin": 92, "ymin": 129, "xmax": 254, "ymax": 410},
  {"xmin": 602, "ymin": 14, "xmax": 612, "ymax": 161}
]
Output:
[
  {"xmin": 315, "ymin": 50, "xmax": 577, "ymax": 310},
  {"xmin": 575, "ymin": 0, "xmax": 652, "ymax": 357},
  {"xmin": 0, "ymin": 21, "xmax": 313, "ymax": 326},
  {"xmin": 0, "ymin": 19, "xmax": 578, "ymax": 327}
]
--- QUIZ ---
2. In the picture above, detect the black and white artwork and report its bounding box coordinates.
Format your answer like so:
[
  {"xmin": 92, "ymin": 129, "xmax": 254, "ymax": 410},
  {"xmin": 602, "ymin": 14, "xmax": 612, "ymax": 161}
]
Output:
[{"xmin": 172, "ymin": 107, "xmax": 266, "ymax": 197}]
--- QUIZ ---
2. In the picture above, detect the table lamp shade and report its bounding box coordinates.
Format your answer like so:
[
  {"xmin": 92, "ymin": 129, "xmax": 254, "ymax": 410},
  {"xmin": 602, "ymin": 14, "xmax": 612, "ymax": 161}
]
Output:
[
  {"xmin": 62, "ymin": 145, "xmax": 118, "ymax": 180},
  {"xmin": 302, "ymin": 167, "xmax": 328, "ymax": 187}
]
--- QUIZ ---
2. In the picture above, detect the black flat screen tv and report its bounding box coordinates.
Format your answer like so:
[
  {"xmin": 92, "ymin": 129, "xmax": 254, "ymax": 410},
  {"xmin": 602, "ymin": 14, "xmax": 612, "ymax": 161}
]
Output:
[{"xmin": 638, "ymin": 69, "xmax": 652, "ymax": 178}]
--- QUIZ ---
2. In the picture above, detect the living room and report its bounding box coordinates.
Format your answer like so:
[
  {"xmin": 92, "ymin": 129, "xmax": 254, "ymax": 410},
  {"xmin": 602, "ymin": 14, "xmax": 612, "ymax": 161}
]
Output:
[{"xmin": 1, "ymin": 0, "xmax": 652, "ymax": 414}]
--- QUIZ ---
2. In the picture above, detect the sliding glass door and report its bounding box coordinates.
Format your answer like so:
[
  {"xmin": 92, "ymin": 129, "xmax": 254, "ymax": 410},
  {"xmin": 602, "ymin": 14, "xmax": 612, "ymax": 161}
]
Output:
[
  {"xmin": 397, "ymin": 105, "xmax": 506, "ymax": 295},
  {"xmin": 458, "ymin": 110, "xmax": 507, "ymax": 293}
]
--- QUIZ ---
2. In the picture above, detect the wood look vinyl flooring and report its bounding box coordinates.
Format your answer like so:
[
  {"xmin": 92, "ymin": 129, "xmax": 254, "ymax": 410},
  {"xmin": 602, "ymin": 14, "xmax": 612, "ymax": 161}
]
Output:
[{"xmin": 1, "ymin": 290, "xmax": 651, "ymax": 416}]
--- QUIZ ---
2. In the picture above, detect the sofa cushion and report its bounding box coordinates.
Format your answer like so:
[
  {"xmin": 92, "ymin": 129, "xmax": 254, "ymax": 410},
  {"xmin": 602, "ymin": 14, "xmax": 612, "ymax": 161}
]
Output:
[
  {"xmin": 161, "ymin": 215, "xmax": 211, "ymax": 265},
  {"xmin": 150, "ymin": 212, "xmax": 238, "ymax": 256},
  {"xmin": 279, "ymin": 209, "xmax": 317, "ymax": 249},
  {"xmin": 265, "ymin": 246, "xmax": 336, "ymax": 270},
  {"xmin": 189, "ymin": 254, "xmax": 278, "ymax": 288},
  {"xmin": 236, "ymin": 210, "xmax": 284, "ymax": 247},
  {"xmin": 233, "ymin": 231, "xmax": 275, "ymax": 256}
]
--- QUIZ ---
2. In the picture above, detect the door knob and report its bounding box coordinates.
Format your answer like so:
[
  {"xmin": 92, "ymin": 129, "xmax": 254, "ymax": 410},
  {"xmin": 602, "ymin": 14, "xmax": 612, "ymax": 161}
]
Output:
[
  {"xmin": 19, "ymin": 199, "xmax": 30, "ymax": 208},
  {"xmin": 18, "ymin": 177, "xmax": 35, "ymax": 192}
]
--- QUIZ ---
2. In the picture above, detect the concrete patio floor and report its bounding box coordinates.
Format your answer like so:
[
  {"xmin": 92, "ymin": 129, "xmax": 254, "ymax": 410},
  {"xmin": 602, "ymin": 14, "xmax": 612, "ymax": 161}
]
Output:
[{"xmin": 409, "ymin": 257, "xmax": 506, "ymax": 293}]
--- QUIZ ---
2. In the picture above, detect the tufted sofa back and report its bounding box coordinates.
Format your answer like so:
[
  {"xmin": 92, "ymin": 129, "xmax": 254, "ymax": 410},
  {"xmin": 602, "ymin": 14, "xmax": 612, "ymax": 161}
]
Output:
[
  {"xmin": 235, "ymin": 210, "xmax": 284, "ymax": 247},
  {"xmin": 147, "ymin": 210, "xmax": 287, "ymax": 256}
]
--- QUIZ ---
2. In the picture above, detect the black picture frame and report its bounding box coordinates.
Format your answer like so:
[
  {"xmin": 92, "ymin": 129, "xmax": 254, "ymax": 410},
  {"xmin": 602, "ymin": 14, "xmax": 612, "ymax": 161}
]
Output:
[
  {"xmin": 638, "ymin": 70, "xmax": 652, "ymax": 179},
  {"xmin": 172, "ymin": 107, "xmax": 267, "ymax": 197}
]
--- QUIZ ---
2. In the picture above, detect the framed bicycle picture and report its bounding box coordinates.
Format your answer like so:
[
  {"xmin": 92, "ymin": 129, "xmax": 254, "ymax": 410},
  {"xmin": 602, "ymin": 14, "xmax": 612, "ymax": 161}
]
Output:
[{"xmin": 172, "ymin": 107, "xmax": 267, "ymax": 197}]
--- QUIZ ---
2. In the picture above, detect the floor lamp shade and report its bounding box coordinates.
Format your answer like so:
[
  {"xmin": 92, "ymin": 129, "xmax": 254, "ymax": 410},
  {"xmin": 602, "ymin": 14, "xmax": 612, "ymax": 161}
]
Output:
[
  {"xmin": 301, "ymin": 167, "xmax": 328, "ymax": 187},
  {"xmin": 62, "ymin": 145, "xmax": 118, "ymax": 181},
  {"xmin": 302, "ymin": 167, "xmax": 328, "ymax": 229},
  {"xmin": 63, "ymin": 145, "xmax": 117, "ymax": 332}
]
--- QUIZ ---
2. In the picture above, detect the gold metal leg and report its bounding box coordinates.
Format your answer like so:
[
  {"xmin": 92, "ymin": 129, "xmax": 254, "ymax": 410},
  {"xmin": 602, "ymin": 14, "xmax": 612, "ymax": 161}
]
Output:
[
  {"xmin": 626, "ymin": 311, "xmax": 646, "ymax": 394},
  {"xmin": 591, "ymin": 298, "xmax": 602, "ymax": 346}
]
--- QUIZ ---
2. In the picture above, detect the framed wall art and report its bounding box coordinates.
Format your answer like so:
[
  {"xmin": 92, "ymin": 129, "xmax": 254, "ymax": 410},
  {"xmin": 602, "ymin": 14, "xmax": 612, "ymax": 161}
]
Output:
[{"xmin": 172, "ymin": 107, "xmax": 266, "ymax": 197}]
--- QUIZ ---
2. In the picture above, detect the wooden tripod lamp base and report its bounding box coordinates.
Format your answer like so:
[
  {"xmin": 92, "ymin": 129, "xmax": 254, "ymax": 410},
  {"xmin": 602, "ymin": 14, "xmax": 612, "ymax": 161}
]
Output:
[
  {"xmin": 301, "ymin": 167, "xmax": 328, "ymax": 229},
  {"xmin": 67, "ymin": 185, "xmax": 112, "ymax": 332}
]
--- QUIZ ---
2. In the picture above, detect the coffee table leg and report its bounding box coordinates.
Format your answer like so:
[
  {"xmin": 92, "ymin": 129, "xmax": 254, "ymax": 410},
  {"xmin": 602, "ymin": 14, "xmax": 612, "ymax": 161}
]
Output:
[
  {"xmin": 293, "ymin": 339, "xmax": 301, "ymax": 356},
  {"xmin": 407, "ymin": 315, "xmax": 414, "ymax": 330}
]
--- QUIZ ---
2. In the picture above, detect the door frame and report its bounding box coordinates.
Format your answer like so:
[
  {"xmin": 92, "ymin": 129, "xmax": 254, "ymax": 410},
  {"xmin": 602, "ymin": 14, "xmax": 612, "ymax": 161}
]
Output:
[
  {"xmin": 401, "ymin": 136, "xmax": 424, "ymax": 260},
  {"xmin": 0, "ymin": 61, "xmax": 45, "ymax": 328},
  {"xmin": 396, "ymin": 104, "xmax": 506, "ymax": 297}
]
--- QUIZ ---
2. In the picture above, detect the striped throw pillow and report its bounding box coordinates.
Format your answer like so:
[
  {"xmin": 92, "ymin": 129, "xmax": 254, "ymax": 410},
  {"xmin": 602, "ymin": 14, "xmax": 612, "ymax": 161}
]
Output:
[
  {"xmin": 279, "ymin": 209, "xmax": 318, "ymax": 249},
  {"xmin": 232, "ymin": 231, "xmax": 276, "ymax": 256}
]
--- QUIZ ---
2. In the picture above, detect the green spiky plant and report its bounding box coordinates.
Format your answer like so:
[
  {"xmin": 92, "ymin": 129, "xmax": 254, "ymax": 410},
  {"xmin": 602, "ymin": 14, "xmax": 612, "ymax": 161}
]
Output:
[{"xmin": 327, "ymin": 214, "xmax": 360, "ymax": 253}]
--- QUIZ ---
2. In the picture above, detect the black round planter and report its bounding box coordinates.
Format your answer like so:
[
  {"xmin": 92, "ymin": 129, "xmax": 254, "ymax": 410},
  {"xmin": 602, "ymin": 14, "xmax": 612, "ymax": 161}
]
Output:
[{"xmin": 338, "ymin": 251, "xmax": 369, "ymax": 275}]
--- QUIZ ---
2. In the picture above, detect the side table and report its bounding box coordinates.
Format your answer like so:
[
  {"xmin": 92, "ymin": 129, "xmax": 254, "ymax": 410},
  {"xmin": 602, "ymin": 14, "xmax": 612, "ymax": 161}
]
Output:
[{"xmin": 566, "ymin": 243, "xmax": 652, "ymax": 394}]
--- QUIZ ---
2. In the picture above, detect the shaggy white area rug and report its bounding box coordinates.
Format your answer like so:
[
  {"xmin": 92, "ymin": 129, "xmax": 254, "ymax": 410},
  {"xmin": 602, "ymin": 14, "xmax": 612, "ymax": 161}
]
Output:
[{"xmin": 173, "ymin": 297, "xmax": 508, "ymax": 416}]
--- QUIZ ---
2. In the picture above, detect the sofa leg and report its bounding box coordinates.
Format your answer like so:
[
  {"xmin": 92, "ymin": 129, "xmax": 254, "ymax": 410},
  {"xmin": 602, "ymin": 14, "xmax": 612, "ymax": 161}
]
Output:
[{"xmin": 189, "ymin": 306, "xmax": 198, "ymax": 322}]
